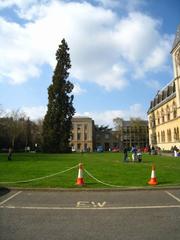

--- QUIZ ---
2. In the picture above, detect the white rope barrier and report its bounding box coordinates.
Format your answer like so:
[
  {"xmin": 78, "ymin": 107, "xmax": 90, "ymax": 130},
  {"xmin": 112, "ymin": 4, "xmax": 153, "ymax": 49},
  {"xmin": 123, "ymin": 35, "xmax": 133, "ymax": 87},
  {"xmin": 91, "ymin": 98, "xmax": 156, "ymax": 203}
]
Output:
[
  {"xmin": 84, "ymin": 168, "xmax": 124, "ymax": 188},
  {"xmin": 0, "ymin": 164, "xmax": 78, "ymax": 184}
]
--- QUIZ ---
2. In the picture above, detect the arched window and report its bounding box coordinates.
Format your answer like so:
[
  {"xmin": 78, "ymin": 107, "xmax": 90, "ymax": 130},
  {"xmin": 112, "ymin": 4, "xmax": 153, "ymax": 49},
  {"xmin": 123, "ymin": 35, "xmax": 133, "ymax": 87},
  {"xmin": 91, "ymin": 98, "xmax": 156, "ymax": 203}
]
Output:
[
  {"xmin": 163, "ymin": 131, "xmax": 166, "ymax": 142},
  {"xmin": 157, "ymin": 111, "xmax": 160, "ymax": 125},
  {"xmin": 172, "ymin": 101, "xmax": 177, "ymax": 118},
  {"xmin": 177, "ymin": 127, "xmax": 179, "ymax": 141},
  {"xmin": 149, "ymin": 114, "xmax": 155, "ymax": 128},
  {"xmin": 166, "ymin": 105, "xmax": 170, "ymax": 121},
  {"xmin": 158, "ymin": 132, "xmax": 160, "ymax": 143},
  {"xmin": 161, "ymin": 108, "xmax": 165, "ymax": 123},
  {"xmin": 167, "ymin": 129, "xmax": 172, "ymax": 142},
  {"xmin": 161, "ymin": 131, "xmax": 165, "ymax": 143},
  {"xmin": 174, "ymin": 128, "xmax": 177, "ymax": 141},
  {"xmin": 152, "ymin": 113, "xmax": 156, "ymax": 127}
]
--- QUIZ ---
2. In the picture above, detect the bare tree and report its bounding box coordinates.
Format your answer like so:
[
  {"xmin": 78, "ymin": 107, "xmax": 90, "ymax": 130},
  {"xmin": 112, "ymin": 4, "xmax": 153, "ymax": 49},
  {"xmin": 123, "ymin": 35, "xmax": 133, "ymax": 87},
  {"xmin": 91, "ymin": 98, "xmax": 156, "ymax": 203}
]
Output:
[
  {"xmin": 7, "ymin": 109, "xmax": 27, "ymax": 148},
  {"xmin": 0, "ymin": 104, "xmax": 4, "ymax": 117},
  {"xmin": 113, "ymin": 118, "xmax": 123, "ymax": 130}
]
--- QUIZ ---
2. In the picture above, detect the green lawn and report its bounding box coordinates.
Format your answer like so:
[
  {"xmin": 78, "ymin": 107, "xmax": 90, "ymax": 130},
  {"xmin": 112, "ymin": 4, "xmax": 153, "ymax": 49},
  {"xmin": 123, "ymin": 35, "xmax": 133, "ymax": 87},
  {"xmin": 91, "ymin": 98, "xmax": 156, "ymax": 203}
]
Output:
[{"xmin": 0, "ymin": 152, "xmax": 180, "ymax": 188}]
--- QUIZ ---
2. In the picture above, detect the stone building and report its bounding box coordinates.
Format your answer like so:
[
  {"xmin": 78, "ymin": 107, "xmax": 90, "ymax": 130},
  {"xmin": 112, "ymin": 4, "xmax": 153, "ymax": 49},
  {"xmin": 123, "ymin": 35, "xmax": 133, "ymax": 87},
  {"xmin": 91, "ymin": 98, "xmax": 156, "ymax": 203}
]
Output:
[
  {"xmin": 70, "ymin": 117, "xmax": 94, "ymax": 152},
  {"xmin": 147, "ymin": 25, "xmax": 180, "ymax": 150},
  {"xmin": 70, "ymin": 117, "xmax": 148, "ymax": 152},
  {"xmin": 94, "ymin": 119, "xmax": 148, "ymax": 151},
  {"xmin": 114, "ymin": 120, "xmax": 149, "ymax": 147},
  {"xmin": 113, "ymin": 119, "xmax": 149, "ymax": 149}
]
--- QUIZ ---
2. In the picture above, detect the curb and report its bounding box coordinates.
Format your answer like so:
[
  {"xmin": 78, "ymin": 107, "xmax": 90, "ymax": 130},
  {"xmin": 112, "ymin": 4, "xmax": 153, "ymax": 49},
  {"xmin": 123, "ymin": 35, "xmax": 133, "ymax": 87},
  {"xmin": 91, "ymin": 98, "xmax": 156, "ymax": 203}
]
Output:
[{"xmin": 1, "ymin": 185, "xmax": 180, "ymax": 192}]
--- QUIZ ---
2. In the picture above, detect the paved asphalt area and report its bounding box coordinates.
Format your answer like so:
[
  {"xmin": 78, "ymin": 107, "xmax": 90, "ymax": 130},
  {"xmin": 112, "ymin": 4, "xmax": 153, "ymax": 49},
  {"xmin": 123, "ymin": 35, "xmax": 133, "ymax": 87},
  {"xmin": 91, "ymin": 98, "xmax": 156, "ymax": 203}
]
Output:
[{"xmin": 0, "ymin": 189, "xmax": 180, "ymax": 240}]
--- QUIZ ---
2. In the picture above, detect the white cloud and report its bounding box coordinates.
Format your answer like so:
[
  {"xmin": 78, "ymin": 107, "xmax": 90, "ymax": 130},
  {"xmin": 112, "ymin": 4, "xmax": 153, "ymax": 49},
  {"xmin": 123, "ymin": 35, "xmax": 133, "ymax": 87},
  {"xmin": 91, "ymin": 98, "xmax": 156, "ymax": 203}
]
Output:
[
  {"xmin": 4, "ymin": 103, "xmax": 145, "ymax": 125},
  {"xmin": 76, "ymin": 103, "xmax": 146, "ymax": 127},
  {"xmin": 0, "ymin": 0, "xmax": 172, "ymax": 90},
  {"xmin": 21, "ymin": 105, "xmax": 47, "ymax": 120},
  {"xmin": 96, "ymin": 0, "xmax": 146, "ymax": 11},
  {"xmin": 72, "ymin": 83, "xmax": 86, "ymax": 95}
]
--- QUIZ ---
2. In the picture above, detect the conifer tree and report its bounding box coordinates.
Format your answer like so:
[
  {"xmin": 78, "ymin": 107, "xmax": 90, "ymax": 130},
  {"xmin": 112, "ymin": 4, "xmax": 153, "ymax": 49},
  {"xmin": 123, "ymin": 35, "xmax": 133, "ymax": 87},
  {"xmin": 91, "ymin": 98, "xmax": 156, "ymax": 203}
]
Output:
[{"xmin": 42, "ymin": 39, "xmax": 75, "ymax": 152}]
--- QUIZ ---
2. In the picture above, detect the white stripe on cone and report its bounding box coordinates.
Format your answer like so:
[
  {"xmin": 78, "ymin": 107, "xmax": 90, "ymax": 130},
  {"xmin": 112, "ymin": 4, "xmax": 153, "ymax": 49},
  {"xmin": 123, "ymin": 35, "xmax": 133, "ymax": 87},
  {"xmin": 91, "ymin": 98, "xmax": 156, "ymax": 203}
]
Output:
[{"xmin": 76, "ymin": 163, "xmax": 84, "ymax": 186}]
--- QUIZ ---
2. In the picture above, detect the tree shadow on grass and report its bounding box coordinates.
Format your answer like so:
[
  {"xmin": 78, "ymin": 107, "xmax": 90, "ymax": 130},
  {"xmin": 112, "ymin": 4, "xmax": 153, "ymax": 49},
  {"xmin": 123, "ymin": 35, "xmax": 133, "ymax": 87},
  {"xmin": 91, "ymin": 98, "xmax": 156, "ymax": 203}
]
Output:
[
  {"xmin": 157, "ymin": 181, "xmax": 175, "ymax": 185},
  {"xmin": 0, "ymin": 187, "xmax": 10, "ymax": 197}
]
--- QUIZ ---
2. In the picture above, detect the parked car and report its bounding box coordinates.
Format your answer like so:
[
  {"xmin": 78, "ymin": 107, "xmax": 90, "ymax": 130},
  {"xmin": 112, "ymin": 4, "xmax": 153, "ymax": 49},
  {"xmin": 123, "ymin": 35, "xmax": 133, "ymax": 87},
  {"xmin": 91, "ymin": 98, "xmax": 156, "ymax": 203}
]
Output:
[
  {"xmin": 111, "ymin": 147, "xmax": 120, "ymax": 152},
  {"xmin": 96, "ymin": 146, "xmax": 104, "ymax": 152}
]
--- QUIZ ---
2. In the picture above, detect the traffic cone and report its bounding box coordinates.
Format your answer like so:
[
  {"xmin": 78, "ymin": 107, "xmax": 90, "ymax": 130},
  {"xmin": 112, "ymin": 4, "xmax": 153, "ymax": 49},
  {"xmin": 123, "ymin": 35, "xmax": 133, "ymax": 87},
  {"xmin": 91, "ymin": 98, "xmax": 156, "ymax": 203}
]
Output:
[
  {"xmin": 148, "ymin": 164, "xmax": 158, "ymax": 185},
  {"xmin": 76, "ymin": 163, "xmax": 85, "ymax": 186}
]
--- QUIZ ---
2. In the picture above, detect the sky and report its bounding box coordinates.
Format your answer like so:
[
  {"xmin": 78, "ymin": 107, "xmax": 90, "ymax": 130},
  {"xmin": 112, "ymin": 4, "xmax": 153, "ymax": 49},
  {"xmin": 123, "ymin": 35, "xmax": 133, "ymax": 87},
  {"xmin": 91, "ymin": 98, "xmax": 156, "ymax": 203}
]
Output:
[{"xmin": 0, "ymin": 0, "xmax": 179, "ymax": 127}]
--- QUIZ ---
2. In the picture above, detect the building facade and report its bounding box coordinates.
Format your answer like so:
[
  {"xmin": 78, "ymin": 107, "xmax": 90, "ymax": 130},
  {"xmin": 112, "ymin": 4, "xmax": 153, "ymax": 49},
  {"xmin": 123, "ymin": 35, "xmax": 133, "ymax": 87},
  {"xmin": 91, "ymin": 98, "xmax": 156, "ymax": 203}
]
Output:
[
  {"xmin": 94, "ymin": 119, "xmax": 148, "ymax": 151},
  {"xmin": 70, "ymin": 117, "xmax": 94, "ymax": 152},
  {"xmin": 70, "ymin": 117, "xmax": 148, "ymax": 152},
  {"xmin": 148, "ymin": 25, "xmax": 180, "ymax": 150},
  {"xmin": 113, "ymin": 119, "xmax": 149, "ymax": 149}
]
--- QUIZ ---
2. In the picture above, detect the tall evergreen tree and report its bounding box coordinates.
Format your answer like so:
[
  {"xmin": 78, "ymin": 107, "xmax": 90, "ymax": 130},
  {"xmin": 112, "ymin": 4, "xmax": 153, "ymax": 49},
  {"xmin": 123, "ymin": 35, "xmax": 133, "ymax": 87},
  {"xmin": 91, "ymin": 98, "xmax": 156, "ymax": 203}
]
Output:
[{"xmin": 42, "ymin": 39, "xmax": 75, "ymax": 153}]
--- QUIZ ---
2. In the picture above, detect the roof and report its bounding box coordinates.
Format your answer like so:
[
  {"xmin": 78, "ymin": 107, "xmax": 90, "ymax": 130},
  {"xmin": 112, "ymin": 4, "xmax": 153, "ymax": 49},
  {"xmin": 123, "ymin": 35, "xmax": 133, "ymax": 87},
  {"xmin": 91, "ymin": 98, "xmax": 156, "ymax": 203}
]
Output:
[
  {"xmin": 72, "ymin": 116, "xmax": 93, "ymax": 122},
  {"xmin": 171, "ymin": 24, "xmax": 180, "ymax": 53}
]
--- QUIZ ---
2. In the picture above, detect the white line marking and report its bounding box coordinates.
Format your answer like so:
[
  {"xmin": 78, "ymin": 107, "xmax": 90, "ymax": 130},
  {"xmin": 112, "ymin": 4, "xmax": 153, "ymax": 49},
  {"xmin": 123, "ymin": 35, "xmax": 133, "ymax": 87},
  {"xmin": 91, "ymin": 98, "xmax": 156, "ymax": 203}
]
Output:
[
  {"xmin": 0, "ymin": 205, "xmax": 180, "ymax": 210},
  {"xmin": 0, "ymin": 191, "xmax": 22, "ymax": 206},
  {"xmin": 165, "ymin": 191, "xmax": 180, "ymax": 202}
]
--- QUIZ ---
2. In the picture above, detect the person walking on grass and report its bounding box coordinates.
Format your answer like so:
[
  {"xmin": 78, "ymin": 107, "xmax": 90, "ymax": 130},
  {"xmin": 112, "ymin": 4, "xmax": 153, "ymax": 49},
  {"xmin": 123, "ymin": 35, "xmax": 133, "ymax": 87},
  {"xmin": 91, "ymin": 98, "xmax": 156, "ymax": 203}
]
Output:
[
  {"xmin": 123, "ymin": 146, "xmax": 128, "ymax": 162},
  {"xmin": 8, "ymin": 147, "xmax": 12, "ymax": 161},
  {"xmin": 131, "ymin": 145, "xmax": 137, "ymax": 162}
]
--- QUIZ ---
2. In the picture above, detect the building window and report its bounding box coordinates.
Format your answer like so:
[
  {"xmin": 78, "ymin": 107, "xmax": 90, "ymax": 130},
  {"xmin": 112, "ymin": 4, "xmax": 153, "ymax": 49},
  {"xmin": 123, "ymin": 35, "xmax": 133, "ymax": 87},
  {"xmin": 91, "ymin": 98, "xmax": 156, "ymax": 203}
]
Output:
[
  {"xmin": 173, "ymin": 109, "xmax": 177, "ymax": 119},
  {"xmin": 150, "ymin": 114, "xmax": 155, "ymax": 127},
  {"xmin": 77, "ymin": 124, "xmax": 82, "ymax": 130},
  {"xmin": 157, "ymin": 132, "xmax": 160, "ymax": 143},
  {"xmin": 167, "ymin": 129, "xmax": 172, "ymax": 142},
  {"xmin": 177, "ymin": 128, "xmax": 179, "ymax": 141},
  {"xmin": 151, "ymin": 133, "xmax": 157, "ymax": 145},
  {"xmin": 84, "ymin": 133, "xmax": 87, "ymax": 140},
  {"xmin": 77, "ymin": 133, "xmax": 81, "ymax": 140},
  {"xmin": 174, "ymin": 128, "xmax": 177, "ymax": 141},
  {"xmin": 84, "ymin": 124, "xmax": 88, "ymax": 130},
  {"xmin": 77, "ymin": 143, "xmax": 81, "ymax": 150},
  {"xmin": 161, "ymin": 109, "xmax": 165, "ymax": 123},
  {"xmin": 167, "ymin": 113, "xmax": 170, "ymax": 121},
  {"xmin": 105, "ymin": 134, "xmax": 109, "ymax": 139},
  {"xmin": 84, "ymin": 143, "xmax": 88, "ymax": 151},
  {"xmin": 161, "ymin": 131, "xmax": 165, "ymax": 143},
  {"xmin": 166, "ymin": 105, "xmax": 170, "ymax": 121},
  {"xmin": 172, "ymin": 102, "xmax": 177, "ymax": 119},
  {"xmin": 156, "ymin": 111, "xmax": 160, "ymax": 125}
]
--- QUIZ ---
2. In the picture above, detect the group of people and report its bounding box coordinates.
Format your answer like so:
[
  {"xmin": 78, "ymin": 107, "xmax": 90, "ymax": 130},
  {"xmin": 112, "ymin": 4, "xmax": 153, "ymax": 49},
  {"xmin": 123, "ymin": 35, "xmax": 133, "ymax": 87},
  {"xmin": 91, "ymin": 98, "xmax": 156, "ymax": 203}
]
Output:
[
  {"xmin": 171, "ymin": 145, "xmax": 180, "ymax": 157},
  {"xmin": 123, "ymin": 146, "xmax": 142, "ymax": 162}
]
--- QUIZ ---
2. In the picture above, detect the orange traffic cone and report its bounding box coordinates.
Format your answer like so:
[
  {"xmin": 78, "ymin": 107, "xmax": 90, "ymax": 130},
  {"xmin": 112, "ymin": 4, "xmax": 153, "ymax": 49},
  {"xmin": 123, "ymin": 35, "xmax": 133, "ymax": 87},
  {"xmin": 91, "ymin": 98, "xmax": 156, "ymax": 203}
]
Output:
[
  {"xmin": 76, "ymin": 163, "xmax": 85, "ymax": 186},
  {"xmin": 148, "ymin": 164, "xmax": 158, "ymax": 185}
]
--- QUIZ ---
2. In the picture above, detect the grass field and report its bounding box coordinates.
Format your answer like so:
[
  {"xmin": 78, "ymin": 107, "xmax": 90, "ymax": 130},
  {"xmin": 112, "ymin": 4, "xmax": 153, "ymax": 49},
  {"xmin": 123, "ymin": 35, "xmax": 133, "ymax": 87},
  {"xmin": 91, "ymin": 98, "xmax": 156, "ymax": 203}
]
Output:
[{"xmin": 0, "ymin": 152, "xmax": 180, "ymax": 189}]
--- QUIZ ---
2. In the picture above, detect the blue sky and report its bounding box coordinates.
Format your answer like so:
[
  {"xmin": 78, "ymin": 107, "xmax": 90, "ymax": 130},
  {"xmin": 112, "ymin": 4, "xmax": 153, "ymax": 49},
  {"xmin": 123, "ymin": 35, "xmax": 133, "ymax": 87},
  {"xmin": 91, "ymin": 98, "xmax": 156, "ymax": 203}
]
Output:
[{"xmin": 0, "ymin": 0, "xmax": 179, "ymax": 127}]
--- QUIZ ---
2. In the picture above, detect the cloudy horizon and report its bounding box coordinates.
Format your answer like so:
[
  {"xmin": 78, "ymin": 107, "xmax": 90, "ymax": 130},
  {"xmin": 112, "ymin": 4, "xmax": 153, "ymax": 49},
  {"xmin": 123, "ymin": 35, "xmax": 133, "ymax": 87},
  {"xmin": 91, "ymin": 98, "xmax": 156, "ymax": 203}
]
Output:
[{"xmin": 0, "ymin": 0, "xmax": 179, "ymax": 127}]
